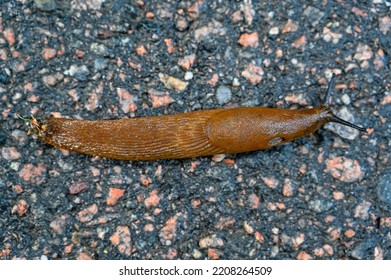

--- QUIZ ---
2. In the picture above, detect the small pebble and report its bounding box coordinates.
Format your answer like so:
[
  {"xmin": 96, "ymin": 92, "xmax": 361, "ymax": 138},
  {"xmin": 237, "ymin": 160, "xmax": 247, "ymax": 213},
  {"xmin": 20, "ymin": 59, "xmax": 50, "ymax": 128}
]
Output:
[
  {"xmin": 232, "ymin": 77, "xmax": 240, "ymax": 87},
  {"xmin": 212, "ymin": 154, "xmax": 225, "ymax": 162},
  {"xmin": 135, "ymin": 45, "xmax": 147, "ymax": 55},
  {"xmin": 248, "ymin": 193, "xmax": 260, "ymax": 209},
  {"xmin": 69, "ymin": 180, "xmax": 88, "ymax": 194},
  {"xmin": 194, "ymin": 21, "xmax": 227, "ymax": 42},
  {"xmin": 325, "ymin": 156, "xmax": 364, "ymax": 182},
  {"xmin": 193, "ymin": 249, "xmax": 202, "ymax": 259},
  {"xmin": 208, "ymin": 248, "xmax": 220, "ymax": 260},
  {"xmin": 379, "ymin": 16, "xmax": 391, "ymax": 34},
  {"xmin": 144, "ymin": 190, "xmax": 160, "ymax": 208},
  {"xmin": 11, "ymin": 200, "xmax": 28, "ymax": 217},
  {"xmin": 262, "ymin": 176, "xmax": 278, "ymax": 189},
  {"xmin": 241, "ymin": 0, "xmax": 254, "ymax": 24},
  {"xmin": 34, "ymin": 0, "xmax": 57, "ymax": 11},
  {"xmin": 350, "ymin": 239, "xmax": 377, "ymax": 259},
  {"xmin": 106, "ymin": 188, "xmax": 125, "ymax": 206},
  {"xmin": 42, "ymin": 73, "xmax": 63, "ymax": 87},
  {"xmin": 344, "ymin": 229, "xmax": 356, "ymax": 238},
  {"xmin": 269, "ymin": 27, "xmax": 279, "ymax": 35},
  {"xmin": 90, "ymin": 43, "xmax": 108, "ymax": 55},
  {"xmin": 297, "ymin": 251, "xmax": 312, "ymax": 260},
  {"xmin": 354, "ymin": 44, "xmax": 373, "ymax": 61},
  {"xmin": 243, "ymin": 221, "xmax": 254, "ymax": 234},
  {"xmin": 184, "ymin": 71, "xmax": 193, "ymax": 80},
  {"xmin": 78, "ymin": 204, "xmax": 98, "ymax": 223},
  {"xmin": 255, "ymin": 232, "xmax": 264, "ymax": 243},
  {"xmin": 3, "ymin": 28, "xmax": 16, "ymax": 45},
  {"xmin": 0, "ymin": 69, "xmax": 10, "ymax": 84},
  {"xmin": 109, "ymin": 226, "xmax": 131, "ymax": 256},
  {"xmin": 282, "ymin": 19, "xmax": 298, "ymax": 33},
  {"xmin": 159, "ymin": 216, "xmax": 177, "ymax": 245},
  {"xmin": 333, "ymin": 191, "xmax": 345, "ymax": 200},
  {"xmin": 291, "ymin": 35, "xmax": 307, "ymax": 49},
  {"xmin": 308, "ymin": 199, "xmax": 334, "ymax": 213},
  {"xmin": 164, "ymin": 38, "xmax": 175, "ymax": 53},
  {"xmin": 94, "ymin": 58, "xmax": 107, "ymax": 71},
  {"xmin": 66, "ymin": 65, "xmax": 90, "ymax": 82},
  {"xmin": 145, "ymin": 12, "xmax": 154, "ymax": 19},
  {"xmin": 199, "ymin": 235, "xmax": 224, "ymax": 248},
  {"xmin": 50, "ymin": 215, "xmax": 68, "ymax": 235},
  {"xmin": 341, "ymin": 94, "xmax": 351, "ymax": 105},
  {"xmin": 241, "ymin": 64, "xmax": 264, "ymax": 85},
  {"xmin": 238, "ymin": 32, "xmax": 259, "ymax": 47},
  {"xmin": 175, "ymin": 15, "xmax": 189, "ymax": 31},
  {"xmin": 159, "ymin": 73, "xmax": 188, "ymax": 91},
  {"xmin": 2, "ymin": 147, "xmax": 21, "ymax": 160},
  {"xmin": 303, "ymin": 6, "xmax": 324, "ymax": 26},
  {"xmin": 270, "ymin": 245, "xmax": 279, "ymax": 258},
  {"xmin": 42, "ymin": 48, "xmax": 57, "ymax": 60},
  {"xmin": 354, "ymin": 201, "xmax": 372, "ymax": 219},
  {"xmin": 376, "ymin": 173, "xmax": 391, "ymax": 213},
  {"xmin": 282, "ymin": 179, "xmax": 294, "ymax": 197},
  {"xmin": 323, "ymin": 27, "xmax": 342, "ymax": 44},
  {"xmin": 178, "ymin": 54, "xmax": 196, "ymax": 70},
  {"xmin": 216, "ymin": 85, "xmax": 232, "ymax": 104}
]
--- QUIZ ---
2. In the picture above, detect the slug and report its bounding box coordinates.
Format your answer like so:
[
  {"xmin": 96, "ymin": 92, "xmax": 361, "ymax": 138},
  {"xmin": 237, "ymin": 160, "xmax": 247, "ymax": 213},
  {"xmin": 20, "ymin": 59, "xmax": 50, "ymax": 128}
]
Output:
[{"xmin": 21, "ymin": 75, "xmax": 365, "ymax": 161}]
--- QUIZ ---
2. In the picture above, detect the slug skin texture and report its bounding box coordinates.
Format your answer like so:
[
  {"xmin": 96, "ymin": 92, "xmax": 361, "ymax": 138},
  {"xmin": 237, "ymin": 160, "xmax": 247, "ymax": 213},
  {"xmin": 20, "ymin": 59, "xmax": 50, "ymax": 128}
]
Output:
[{"xmin": 38, "ymin": 109, "xmax": 225, "ymax": 160}]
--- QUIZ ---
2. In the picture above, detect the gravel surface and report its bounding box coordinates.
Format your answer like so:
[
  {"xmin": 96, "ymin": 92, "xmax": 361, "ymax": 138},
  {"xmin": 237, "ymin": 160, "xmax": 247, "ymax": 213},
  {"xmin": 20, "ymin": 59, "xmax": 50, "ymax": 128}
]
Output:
[{"xmin": 0, "ymin": 0, "xmax": 390, "ymax": 260}]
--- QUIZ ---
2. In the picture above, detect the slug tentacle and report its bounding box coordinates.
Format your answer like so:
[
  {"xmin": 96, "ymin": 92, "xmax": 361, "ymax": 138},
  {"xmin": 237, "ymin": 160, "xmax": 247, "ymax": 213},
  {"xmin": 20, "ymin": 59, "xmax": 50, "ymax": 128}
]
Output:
[
  {"xmin": 321, "ymin": 75, "xmax": 366, "ymax": 132},
  {"xmin": 329, "ymin": 114, "xmax": 367, "ymax": 132},
  {"xmin": 324, "ymin": 74, "xmax": 336, "ymax": 106}
]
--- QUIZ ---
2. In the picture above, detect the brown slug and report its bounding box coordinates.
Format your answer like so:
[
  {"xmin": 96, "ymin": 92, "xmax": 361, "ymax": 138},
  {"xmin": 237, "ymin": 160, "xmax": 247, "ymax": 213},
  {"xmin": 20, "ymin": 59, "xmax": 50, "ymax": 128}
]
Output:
[{"xmin": 21, "ymin": 75, "xmax": 366, "ymax": 161}]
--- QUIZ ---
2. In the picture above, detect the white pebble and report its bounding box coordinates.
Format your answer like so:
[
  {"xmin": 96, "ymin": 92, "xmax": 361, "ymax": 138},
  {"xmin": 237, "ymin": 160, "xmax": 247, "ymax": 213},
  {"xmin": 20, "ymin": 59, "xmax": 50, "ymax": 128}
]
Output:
[
  {"xmin": 341, "ymin": 94, "xmax": 351, "ymax": 105},
  {"xmin": 269, "ymin": 27, "xmax": 279, "ymax": 35},
  {"xmin": 232, "ymin": 77, "xmax": 240, "ymax": 87},
  {"xmin": 184, "ymin": 71, "xmax": 193, "ymax": 80}
]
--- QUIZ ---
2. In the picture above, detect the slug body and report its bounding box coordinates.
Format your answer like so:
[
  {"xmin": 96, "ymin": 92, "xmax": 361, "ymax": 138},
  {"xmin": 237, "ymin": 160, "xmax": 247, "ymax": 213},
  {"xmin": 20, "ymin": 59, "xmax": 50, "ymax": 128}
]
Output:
[
  {"xmin": 24, "ymin": 76, "xmax": 365, "ymax": 160},
  {"xmin": 36, "ymin": 106, "xmax": 329, "ymax": 160}
]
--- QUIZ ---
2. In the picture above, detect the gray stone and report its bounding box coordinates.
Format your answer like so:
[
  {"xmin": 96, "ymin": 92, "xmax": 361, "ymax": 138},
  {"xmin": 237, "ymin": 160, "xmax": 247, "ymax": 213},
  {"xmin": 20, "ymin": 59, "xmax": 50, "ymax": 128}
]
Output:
[
  {"xmin": 66, "ymin": 65, "xmax": 90, "ymax": 82},
  {"xmin": 216, "ymin": 85, "xmax": 232, "ymax": 104},
  {"xmin": 308, "ymin": 199, "xmax": 334, "ymax": 213},
  {"xmin": 350, "ymin": 238, "xmax": 377, "ymax": 259},
  {"xmin": 0, "ymin": 69, "xmax": 10, "ymax": 84},
  {"xmin": 303, "ymin": 6, "xmax": 325, "ymax": 27},
  {"xmin": 376, "ymin": 172, "xmax": 391, "ymax": 212},
  {"xmin": 94, "ymin": 58, "xmax": 107, "ymax": 71},
  {"xmin": 35, "ymin": 0, "xmax": 57, "ymax": 12}
]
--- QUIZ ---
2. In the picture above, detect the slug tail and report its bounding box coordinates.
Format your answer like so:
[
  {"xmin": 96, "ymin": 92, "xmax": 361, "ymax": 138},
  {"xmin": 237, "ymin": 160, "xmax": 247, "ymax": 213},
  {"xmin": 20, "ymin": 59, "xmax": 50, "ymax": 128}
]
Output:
[{"xmin": 17, "ymin": 114, "xmax": 47, "ymax": 136}]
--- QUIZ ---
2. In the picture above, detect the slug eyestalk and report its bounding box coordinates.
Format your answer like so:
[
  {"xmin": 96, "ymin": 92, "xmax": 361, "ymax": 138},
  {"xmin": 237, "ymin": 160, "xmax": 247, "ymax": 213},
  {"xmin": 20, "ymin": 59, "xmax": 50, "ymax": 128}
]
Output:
[{"xmin": 323, "ymin": 74, "xmax": 366, "ymax": 132}]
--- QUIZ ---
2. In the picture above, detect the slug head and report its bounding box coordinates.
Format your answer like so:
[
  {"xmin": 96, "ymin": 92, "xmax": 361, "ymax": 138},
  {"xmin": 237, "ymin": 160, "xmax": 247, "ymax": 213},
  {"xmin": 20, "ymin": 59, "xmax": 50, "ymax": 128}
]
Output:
[{"xmin": 320, "ymin": 75, "xmax": 366, "ymax": 132}]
